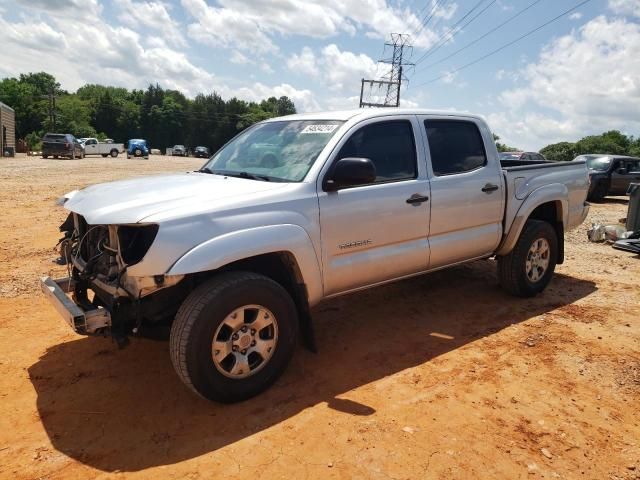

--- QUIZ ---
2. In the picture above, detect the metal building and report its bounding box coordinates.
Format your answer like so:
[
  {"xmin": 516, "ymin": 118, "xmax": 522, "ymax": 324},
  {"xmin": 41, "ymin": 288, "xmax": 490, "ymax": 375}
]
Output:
[{"xmin": 1, "ymin": 101, "xmax": 16, "ymax": 156}]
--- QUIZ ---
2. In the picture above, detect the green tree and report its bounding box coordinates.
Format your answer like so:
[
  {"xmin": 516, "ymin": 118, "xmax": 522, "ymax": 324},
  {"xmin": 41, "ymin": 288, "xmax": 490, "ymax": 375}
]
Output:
[
  {"xmin": 540, "ymin": 142, "xmax": 578, "ymax": 162},
  {"xmin": 492, "ymin": 133, "xmax": 519, "ymax": 152}
]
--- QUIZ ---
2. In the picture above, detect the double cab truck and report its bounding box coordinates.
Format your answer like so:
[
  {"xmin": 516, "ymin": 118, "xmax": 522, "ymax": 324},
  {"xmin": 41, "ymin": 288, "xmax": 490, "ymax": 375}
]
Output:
[
  {"xmin": 82, "ymin": 138, "xmax": 124, "ymax": 158},
  {"xmin": 41, "ymin": 109, "xmax": 590, "ymax": 403}
]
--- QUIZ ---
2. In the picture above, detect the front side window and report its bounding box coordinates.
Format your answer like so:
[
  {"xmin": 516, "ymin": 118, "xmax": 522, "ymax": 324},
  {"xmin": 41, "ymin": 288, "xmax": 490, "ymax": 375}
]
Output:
[
  {"xmin": 336, "ymin": 120, "xmax": 417, "ymax": 183},
  {"xmin": 203, "ymin": 120, "xmax": 344, "ymax": 182},
  {"xmin": 425, "ymin": 120, "xmax": 487, "ymax": 176}
]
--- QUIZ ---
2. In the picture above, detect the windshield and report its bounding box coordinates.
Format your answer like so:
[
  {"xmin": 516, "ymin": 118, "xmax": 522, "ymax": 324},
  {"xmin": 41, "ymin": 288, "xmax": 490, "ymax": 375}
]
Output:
[
  {"xmin": 201, "ymin": 120, "xmax": 344, "ymax": 182},
  {"xmin": 579, "ymin": 155, "xmax": 611, "ymax": 171}
]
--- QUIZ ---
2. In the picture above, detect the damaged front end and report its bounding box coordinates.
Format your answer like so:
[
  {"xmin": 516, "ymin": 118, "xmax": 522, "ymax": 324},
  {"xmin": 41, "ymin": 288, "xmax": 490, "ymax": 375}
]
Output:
[{"xmin": 41, "ymin": 213, "xmax": 185, "ymax": 346}]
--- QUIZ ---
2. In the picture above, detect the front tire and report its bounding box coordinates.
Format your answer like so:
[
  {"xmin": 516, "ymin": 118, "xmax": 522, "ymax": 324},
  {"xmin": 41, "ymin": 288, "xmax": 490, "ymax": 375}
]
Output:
[
  {"xmin": 497, "ymin": 220, "xmax": 558, "ymax": 298},
  {"xmin": 587, "ymin": 181, "xmax": 608, "ymax": 202},
  {"xmin": 170, "ymin": 271, "xmax": 298, "ymax": 403}
]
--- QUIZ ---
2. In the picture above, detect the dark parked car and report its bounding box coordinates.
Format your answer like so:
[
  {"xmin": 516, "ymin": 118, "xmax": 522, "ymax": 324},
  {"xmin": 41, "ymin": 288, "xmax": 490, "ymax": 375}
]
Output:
[
  {"xmin": 42, "ymin": 133, "xmax": 84, "ymax": 159},
  {"xmin": 126, "ymin": 139, "xmax": 149, "ymax": 159},
  {"xmin": 499, "ymin": 151, "xmax": 547, "ymax": 161},
  {"xmin": 172, "ymin": 144, "xmax": 186, "ymax": 156},
  {"xmin": 193, "ymin": 146, "xmax": 209, "ymax": 158},
  {"xmin": 577, "ymin": 154, "xmax": 640, "ymax": 201}
]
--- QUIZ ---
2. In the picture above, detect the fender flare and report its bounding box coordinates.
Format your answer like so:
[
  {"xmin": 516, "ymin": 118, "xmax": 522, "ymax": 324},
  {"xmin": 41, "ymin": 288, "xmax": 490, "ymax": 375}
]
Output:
[
  {"xmin": 496, "ymin": 184, "xmax": 568, "ymax": 257},
  {"xmin": 166, "ymin": 224, "xmax": 324, "ymax": 305}
]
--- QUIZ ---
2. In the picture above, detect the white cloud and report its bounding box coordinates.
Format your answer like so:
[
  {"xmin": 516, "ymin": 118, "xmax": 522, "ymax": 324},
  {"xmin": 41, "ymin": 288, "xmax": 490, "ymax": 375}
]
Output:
[
  {"xmin": 181, "ymin": 0, "xmax": 449, "ymax": 51},
  {"xmin": 287, "ymin": 47, "xmax": 319, "ymax": 77},
  {"xmin": 492, "ymin": 15, "xmax": 640, "ymax": 150},
  {"xmin": 569, "ymin": 12, "xmax": 583, "ymax": 20},
  {"xmin": 15, "ymin": 0, "xmax": 102, "ymax": 18},
  {"xmin": 230, "ymin": 51, "xmax": 250, "ymax": 65},
  {"xmin": 288, "ymin": 44, "xmax": 378, "ymax": 93},
  {"xmin": 608, "ymin": 0, "xmax": 640, "ymax": 17},
  {"xmin": 114, "ymin": 0, "xmax": 186, "ymax": 47},
  {"xmin": 0, "ymin": 13, "xmax": 314, "ymax": 113}
]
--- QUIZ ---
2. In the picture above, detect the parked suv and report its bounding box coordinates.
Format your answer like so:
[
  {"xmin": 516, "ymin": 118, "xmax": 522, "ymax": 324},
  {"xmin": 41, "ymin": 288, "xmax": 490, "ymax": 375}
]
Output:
[
  {"xmin": 172, "ymin": 145, "xmax": 187, "ymax": 156},
  {"xmin": 194, "ymin": 146, "xmax": 209, "ymax": 158},
  {"xmin": 578, "ymin": 154, "xmax": 640, "ymax": 201},
  {"xmin": 42, "ymin": 133, "xmax": 84, "ymax": 159}
]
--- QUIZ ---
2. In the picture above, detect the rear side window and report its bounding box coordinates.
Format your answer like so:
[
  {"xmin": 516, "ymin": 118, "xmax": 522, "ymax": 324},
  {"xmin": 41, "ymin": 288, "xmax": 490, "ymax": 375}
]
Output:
[
  {"xmin": 337, "ymin": 120, "xmax": 417, "ymax": 183},
  {"xmin": 424, "ymin": 120, "xmax": 487, "ymax": 176}
]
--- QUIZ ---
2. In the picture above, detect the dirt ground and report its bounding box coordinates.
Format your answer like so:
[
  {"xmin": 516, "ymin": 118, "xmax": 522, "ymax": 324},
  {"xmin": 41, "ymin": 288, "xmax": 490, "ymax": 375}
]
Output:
[{"xmin": 0, "ymin": 155, "xmax": 639, "ymax": 480}]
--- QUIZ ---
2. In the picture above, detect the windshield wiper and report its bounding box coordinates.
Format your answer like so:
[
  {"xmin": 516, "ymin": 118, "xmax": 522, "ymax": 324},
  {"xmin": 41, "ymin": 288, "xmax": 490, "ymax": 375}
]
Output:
[
  {"xmin": 197, "ymin": 167, "xmax": 217, "ymax": 174},
  {"xmin": 210, "ymin": 170, "xmax": 274, "ymax": 182}
]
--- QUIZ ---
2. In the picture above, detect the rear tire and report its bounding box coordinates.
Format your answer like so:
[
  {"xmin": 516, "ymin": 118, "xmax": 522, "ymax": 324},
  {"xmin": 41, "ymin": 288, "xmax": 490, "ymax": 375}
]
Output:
[
  {"xmin": 102, "ymin": 154, "xmax": 108, "ymax": 158},
  {"xmin": 110, "ymin": 149, "xmax": 118, "ymax": 158},
  {"xmin": 498, "ymin": 220, "xmax": 558, "ymax": 297},
  {"xmin": 170, "ymin": 271, "xmax": 298, "ymax": 403},
  {"xmin": 42, "ymin": 155, "xmax": 48, "ymax": 159}
]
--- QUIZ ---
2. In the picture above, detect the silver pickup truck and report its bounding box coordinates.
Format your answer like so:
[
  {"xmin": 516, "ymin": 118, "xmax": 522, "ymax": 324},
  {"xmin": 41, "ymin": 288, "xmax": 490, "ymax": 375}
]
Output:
[{"xmin": 41, "ymin": 109, "xmax": 590, "ymax": 403}]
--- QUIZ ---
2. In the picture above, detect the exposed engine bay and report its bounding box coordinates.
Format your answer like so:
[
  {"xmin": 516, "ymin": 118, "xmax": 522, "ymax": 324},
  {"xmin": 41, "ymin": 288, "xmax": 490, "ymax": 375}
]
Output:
[{"xmin": 57, "ymin": 213, "xmax": 186, "ymax": 344}]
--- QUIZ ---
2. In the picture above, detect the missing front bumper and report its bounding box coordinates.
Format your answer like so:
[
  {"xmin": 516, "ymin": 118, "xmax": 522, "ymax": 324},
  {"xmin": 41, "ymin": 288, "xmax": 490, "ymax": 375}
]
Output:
[{"xmin": 40, "ymin": 276, "xmax": 111, "ymax": 334}]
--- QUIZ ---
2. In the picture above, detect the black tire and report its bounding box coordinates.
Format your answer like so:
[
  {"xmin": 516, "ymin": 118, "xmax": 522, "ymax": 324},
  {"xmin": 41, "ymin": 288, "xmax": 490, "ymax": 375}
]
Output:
[
  {"xmin": 497, "ymin": 219, "xmax": 558, "ymax": 298},
  {"xmin": 102, "ymin": 154, "xmax": 108, "ymax": 158},
  {"xmin": 587, "ymin": 181, "xmax": 608, "ymax": 202},
  {"xmin": 110, "ymin": 149, "xmax": 118, "ymax": 158},
  {"xmin": 127, "ymin": 154, "xmax": 131, "ymax": 159},
  {"xmin": 42, "ymin": 155, "xmax": 48, "ymax": 159},
  {"xmin": 53, "ymin": 155, "xmax": 58, "ymax": 159},
  {"xmin": 170, "ymin": 271, "xmax": 298, "ymax": 403},
  {"xmin": 134, "ymin": 148, "xmax": 142, "ymax": 157}
]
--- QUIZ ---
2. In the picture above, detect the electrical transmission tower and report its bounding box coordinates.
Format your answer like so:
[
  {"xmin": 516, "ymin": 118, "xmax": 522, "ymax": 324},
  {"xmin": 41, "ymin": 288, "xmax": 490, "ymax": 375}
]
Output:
[{"xmin": 359, "ymin": 33, "xmax": 414, "ymax": 108}]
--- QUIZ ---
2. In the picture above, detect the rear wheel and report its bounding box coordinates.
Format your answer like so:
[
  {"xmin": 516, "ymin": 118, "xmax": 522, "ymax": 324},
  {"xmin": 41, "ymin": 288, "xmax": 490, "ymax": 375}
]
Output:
[
  {"xmin": 102, "ymin": 154, "xmax": 108, "ymax": 158},
  {"xmin": 42, "ymin": 154, "xmax": 48, "ymax": 159},
  {"xmin": 170, "ymin": 271, "xmax": 298, "ymax": 403},
  {"xmin": 110, "ymin": 149, "xmax": 118, "ymax": 158},
  {"xmin": 498, "ymin": 220, "xmax": 558, "ymax": 297}
]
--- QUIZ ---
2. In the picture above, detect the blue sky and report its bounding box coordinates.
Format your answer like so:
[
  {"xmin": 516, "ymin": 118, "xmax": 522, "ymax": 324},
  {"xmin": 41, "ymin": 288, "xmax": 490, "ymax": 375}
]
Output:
[{"xmin": 0, "ymin": 0, "xmax": 638, "ymax": 149}]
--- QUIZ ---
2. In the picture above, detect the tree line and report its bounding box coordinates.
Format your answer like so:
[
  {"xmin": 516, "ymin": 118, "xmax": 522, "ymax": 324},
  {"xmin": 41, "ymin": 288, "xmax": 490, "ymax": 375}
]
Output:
[
  {"xmin": 0, "ymin": 72, "xmax": 297, "ymax": 152},
  {"xmin": 539, "ymin": 130, "xmax": 640, "ymax": 161}
]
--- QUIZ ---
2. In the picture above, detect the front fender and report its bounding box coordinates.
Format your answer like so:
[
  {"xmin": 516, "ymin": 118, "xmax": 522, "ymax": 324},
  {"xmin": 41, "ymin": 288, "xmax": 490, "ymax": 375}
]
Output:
[
  {"xmin": 496, "ymin": 184, "xmax": 568, "ymax": 256},
  {"xmin": 166, "ymin": 224, "xmax": 324, "ymax": 305}
]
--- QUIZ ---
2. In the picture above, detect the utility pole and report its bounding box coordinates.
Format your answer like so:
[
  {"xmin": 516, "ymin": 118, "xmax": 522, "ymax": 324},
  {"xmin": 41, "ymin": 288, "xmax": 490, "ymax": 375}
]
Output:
[
  {"xmin": 359, "ymin": 33, "xmax": 414, "ymax": 108},
  {"xmin": 45, "ymin": 87, "xmax": 57, "ymax": 131}
]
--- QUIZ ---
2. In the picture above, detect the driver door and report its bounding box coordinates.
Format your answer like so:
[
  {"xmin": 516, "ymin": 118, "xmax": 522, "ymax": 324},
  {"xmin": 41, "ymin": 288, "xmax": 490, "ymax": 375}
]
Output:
[{"xmin": 317, "ymin": 117, "xmax": 431, "ymax": 296}]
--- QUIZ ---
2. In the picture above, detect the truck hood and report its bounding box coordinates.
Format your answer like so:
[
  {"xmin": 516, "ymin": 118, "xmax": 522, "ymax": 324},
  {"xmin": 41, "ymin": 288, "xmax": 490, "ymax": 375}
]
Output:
[{"xmin": 64, "ymin": 172, "xmax": 288, "ymax": 224}]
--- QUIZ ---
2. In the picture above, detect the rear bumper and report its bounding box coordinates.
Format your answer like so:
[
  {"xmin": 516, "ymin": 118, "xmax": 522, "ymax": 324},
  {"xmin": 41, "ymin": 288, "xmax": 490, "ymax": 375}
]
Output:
[{"xmin": 40, "ymin": 276, "xmax": 111, "ymax": 335}]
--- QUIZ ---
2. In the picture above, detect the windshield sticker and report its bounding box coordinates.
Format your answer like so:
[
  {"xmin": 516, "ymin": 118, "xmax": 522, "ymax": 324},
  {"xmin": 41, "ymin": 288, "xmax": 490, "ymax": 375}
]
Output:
[{"xmin": 301, "ymin": 124, "xmax": 339, "ymax": 134}]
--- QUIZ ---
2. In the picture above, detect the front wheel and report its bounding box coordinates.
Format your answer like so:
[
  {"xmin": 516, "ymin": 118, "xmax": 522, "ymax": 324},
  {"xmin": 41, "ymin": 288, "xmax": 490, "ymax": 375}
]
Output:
[
  {"xmin": 497, "ymin": 220, "xmax": 558, "ymax": 297},
  {"xmin": 170, "ymin": 271, "xmax": 298, "ymax": 403}
]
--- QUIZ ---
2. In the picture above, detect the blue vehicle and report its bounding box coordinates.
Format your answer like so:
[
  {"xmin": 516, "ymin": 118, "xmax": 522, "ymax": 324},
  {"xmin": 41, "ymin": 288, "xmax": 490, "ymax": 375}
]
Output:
[{"xmin": 126, "ymin": 139, "xmax": 149, "ymax": 159}]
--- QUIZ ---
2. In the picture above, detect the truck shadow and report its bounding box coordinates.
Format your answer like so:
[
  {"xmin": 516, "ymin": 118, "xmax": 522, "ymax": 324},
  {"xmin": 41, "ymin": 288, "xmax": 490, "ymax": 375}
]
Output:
[{"xmin": 29, "ymin": 260, "xmax": 596, "ymax": 472}]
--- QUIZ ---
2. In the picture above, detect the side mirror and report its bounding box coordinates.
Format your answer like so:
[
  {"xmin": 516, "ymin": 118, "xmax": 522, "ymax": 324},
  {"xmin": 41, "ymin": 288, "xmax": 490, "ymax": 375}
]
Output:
[{"xmin": 325, "ymin": 157, "xmax": 376, "ymax": 191}]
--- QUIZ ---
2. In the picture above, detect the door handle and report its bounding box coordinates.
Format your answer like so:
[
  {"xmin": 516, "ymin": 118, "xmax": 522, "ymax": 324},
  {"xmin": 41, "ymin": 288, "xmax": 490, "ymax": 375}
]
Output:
[
  {"xmin": 481, "ymin": 184, "xmax": 499, "ymax": 193},
  {"xmin": 406, "ymin": 194, "xmax": 429, "ymax": 204}
]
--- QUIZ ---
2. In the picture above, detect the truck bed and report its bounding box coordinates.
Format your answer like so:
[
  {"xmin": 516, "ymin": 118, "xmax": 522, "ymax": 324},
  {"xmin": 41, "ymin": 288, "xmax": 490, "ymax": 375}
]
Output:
[{"xmin": 501, "ymin": 158, "xmax": 589, "ymax": 239}]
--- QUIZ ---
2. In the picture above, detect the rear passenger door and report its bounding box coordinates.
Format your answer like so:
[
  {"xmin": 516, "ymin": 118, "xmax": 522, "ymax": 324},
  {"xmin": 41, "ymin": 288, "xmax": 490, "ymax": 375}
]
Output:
[{"xmin": 419, "ymin": 117, "xmax": 504, "ymax": 268}]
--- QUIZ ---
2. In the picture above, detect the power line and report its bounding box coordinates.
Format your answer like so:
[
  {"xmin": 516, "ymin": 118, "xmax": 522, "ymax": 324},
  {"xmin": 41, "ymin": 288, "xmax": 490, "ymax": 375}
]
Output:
[
  {"xmin": 413, "ymin": 0, "xmax": 492, "ymax": 65},
  {"xmin": 411, "ymin": 0, "xmax": 593, "ymax": 88},
  {"xmin": 412, "ymin": 0, "xmax": 446, "ymax": 41},
  {"xmin": 415, "ymin": 0, "xmax": 544, "ymax": 72},
  {"xmin": 414, "ymin": 0, "xmax": 498, "ymax": 65}
]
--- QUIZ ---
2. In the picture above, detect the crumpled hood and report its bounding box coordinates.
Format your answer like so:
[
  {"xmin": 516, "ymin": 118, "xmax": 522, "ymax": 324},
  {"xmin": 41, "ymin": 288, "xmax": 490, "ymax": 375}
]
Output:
[{"xmin": 64, "ymin": 172, "xmax": 288, "ymax": 224}]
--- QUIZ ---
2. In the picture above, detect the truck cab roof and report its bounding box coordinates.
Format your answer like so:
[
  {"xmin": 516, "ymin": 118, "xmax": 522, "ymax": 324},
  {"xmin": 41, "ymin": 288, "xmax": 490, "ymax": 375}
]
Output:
[{"xmin": 265, "ymin": 108, "xmax": 485, "ymax": 123}]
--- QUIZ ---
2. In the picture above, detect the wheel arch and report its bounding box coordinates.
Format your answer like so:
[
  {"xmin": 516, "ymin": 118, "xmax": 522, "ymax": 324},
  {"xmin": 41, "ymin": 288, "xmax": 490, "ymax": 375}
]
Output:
[{"xmin": 497, "ymin": 184, "xmax": 567, "ymax": 263}]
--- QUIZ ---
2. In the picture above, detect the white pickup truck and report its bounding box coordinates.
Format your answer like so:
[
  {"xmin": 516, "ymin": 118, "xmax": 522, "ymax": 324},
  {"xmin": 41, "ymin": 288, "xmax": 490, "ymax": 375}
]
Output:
[
  {"xmin": 81, "ymin": 138, "xmax": 124, "ymax": 157},
  {"xmin": 41, "ymin": 109, "xmax": 590, "ymax": 403}
]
